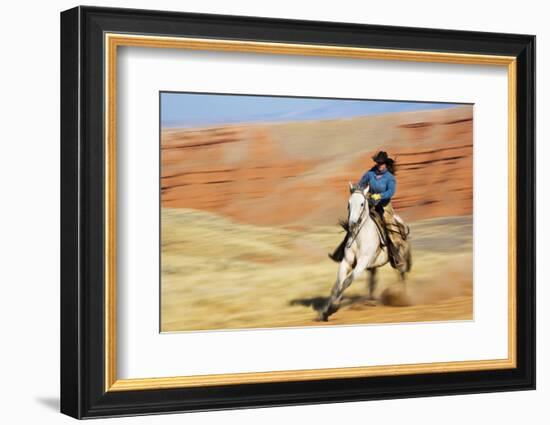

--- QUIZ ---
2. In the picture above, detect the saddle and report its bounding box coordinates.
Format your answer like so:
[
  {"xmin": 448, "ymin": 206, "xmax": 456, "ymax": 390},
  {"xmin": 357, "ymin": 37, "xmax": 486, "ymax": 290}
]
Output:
[
  {"xmin": 369, "ymin": 208, "xmax": 409, "ymax": 246},
  {"xmin": 369, "ymin": 209, "xmax": 388, "ymax": 246}
]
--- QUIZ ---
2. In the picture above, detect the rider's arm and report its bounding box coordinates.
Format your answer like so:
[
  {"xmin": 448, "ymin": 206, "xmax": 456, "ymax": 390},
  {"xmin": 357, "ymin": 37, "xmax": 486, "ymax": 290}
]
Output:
[{"xmin": 379, "ymin": 175, "xmax": 396, "ymax": 200}]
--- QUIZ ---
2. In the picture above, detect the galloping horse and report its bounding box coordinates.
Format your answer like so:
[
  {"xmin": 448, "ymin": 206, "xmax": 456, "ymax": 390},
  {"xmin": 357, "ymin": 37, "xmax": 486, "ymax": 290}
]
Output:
[{"xmin": 319, "ymin": 183, "xmax": 412, "ymax": 321}]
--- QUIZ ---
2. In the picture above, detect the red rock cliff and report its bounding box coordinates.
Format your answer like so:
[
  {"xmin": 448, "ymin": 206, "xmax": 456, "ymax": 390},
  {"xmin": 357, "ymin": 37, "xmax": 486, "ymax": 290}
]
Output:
[{"xmin": 161, "ymin": 106, "xmax": 473, "ymax": 225}]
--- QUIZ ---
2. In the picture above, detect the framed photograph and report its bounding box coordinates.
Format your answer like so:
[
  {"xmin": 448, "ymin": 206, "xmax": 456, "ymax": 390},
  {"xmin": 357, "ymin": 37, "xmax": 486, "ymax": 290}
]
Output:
[{"xmin": 60, "ymin": 6, "xmax": 535, "ymax": 419}]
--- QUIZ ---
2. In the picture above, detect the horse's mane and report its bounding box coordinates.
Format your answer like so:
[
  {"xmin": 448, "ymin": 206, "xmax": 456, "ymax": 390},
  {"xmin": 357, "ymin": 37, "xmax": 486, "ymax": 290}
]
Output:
[{"xmin": 338, "ymin": 218, "xmax": 350, "ymax": 232}]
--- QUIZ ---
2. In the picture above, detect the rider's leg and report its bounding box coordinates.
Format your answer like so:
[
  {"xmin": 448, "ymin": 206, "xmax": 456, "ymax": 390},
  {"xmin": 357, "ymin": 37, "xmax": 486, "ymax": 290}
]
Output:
[{"xmin": 382, "ymin": 202, "xmax": 405, "ymax": 268}]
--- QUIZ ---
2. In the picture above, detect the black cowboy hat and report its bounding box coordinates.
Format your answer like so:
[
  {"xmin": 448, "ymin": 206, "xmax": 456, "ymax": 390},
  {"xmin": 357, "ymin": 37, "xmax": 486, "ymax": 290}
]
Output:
[{"xmin": 372, "ymin": 151, "xmax": 394, "ymax": 165}]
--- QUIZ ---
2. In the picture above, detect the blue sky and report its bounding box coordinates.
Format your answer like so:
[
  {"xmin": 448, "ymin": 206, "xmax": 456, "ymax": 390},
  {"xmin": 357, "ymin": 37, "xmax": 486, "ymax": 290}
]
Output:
[{"xmin": 161, "ymin": 92, "xmax": 462, "ymax": 128}]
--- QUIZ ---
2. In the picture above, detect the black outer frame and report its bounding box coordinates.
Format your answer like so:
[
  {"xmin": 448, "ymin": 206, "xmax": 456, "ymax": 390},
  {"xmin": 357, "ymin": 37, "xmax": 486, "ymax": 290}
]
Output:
[{"xmin": 60, "ymin": 5, "xmax": 535, "ymax": 419}]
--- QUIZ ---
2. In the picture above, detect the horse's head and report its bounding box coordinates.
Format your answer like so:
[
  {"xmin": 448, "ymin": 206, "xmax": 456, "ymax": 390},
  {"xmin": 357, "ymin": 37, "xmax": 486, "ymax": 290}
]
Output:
[{"xmin": 347, "ymin": 182, "xmax": 369, "ymax": 229}]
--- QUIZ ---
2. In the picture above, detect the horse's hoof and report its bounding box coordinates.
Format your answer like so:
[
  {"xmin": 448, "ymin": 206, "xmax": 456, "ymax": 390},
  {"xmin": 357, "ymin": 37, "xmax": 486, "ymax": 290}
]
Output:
[
  {"xmin": 317, "ymin": 307, "xmax": 331, "ymax": 321},
  {"xmin": 364, "ymin": 298, "xmax": 378, "ymax": 306},
  {"xmin": 318, "ymin": 311, "xmax": 329, "ymax": 322},
  {"xmin": 318, "ymin": 303, "xmax": 338, "ymax": 321}
]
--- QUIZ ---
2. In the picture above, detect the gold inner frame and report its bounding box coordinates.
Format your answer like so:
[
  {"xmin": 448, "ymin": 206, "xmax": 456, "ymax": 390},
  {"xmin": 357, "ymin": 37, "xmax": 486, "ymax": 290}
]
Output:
[{"xmin": 104, "ymin": 33, "xmax": 517, "ymax": 392}]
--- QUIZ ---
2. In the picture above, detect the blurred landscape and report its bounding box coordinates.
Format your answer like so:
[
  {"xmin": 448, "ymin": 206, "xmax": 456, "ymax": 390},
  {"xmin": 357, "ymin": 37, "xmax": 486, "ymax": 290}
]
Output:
[{"xmin": 160, "ymin": 104, "xmax": 473, "ymax": 332}]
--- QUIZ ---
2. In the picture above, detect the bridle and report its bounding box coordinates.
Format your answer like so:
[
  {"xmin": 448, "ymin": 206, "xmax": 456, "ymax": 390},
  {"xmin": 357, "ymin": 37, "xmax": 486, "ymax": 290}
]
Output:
[{"xmin": 345, "ymin": 189, "xmax": 370, "ymax": 248}]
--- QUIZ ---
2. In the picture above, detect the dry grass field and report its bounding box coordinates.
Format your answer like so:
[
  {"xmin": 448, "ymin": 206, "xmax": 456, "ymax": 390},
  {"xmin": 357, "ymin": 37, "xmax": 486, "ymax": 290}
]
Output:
[{"xmin": 161, "ymin": 209, "xmax": 472, "ymax": 332}]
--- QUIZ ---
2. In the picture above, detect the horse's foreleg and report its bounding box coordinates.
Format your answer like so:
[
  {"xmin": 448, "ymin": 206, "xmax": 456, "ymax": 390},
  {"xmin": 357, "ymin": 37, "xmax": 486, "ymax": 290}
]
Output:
[
  {"xmin": 324, "ymin": 260, "xmax": 350, "ymax": 308},
  {"xmin": 320, "ymin": 256, "xmax": 369, "ymax": 321},
  {"xmin": 319, "ymin": 260, "xmax": 351, "ymax": 321}
]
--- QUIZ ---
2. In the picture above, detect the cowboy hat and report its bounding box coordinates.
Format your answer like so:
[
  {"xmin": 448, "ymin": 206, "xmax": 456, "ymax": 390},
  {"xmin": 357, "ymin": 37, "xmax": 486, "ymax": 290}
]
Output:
[{"xmin": 371, "ymin": 151, "xmax": 394, "ymax": 165}]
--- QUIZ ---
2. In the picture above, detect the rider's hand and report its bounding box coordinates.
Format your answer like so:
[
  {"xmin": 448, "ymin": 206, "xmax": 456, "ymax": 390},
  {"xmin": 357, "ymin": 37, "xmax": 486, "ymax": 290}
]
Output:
[{"xmin": 371, "ymin": 193, "xmax": 382, "ymax": 201}]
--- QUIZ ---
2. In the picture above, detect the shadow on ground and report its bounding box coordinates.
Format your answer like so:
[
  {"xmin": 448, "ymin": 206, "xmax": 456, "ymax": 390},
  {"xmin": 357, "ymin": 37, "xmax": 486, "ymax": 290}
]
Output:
[{"xmin": 289, "ymin": 294, "xmax": 367, "ymax": 312}]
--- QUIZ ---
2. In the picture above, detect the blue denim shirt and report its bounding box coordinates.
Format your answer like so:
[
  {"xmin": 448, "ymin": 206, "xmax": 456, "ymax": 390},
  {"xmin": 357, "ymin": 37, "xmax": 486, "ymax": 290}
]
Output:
[{"xmin": 357, "ymin": 167, "xmax": 396, "ymax": 202}]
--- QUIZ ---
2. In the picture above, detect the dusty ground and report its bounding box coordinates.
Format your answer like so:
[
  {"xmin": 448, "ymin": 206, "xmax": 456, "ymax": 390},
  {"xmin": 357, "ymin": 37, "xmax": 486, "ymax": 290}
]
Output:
[{"xmin": 161, "ymin": 209, "xmax": 472, "ymax": 332}]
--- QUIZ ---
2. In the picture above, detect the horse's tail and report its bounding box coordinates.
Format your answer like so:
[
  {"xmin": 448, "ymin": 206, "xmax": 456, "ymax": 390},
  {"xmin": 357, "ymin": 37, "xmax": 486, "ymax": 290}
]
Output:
[{"xmin": 405, "ymin": 243, "xmax": 413, "ymax": 273}]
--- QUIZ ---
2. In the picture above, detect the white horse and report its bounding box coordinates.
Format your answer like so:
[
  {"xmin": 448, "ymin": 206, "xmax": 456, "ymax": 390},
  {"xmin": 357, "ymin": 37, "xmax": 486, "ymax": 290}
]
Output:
[{"xmin": 319, "ymin": 183, "xmax": 412, "ymax": 321}]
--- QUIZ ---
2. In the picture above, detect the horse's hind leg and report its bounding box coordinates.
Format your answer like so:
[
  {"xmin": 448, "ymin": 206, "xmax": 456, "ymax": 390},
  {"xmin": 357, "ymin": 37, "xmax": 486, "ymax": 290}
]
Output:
[
  {"xmin": 398, "ymin": 243, "xmax": 412, "ymax": 282},
  {"xmin": 366, "ymin": 268, "xmax": 378, "ymax": 301}
]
